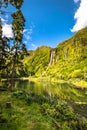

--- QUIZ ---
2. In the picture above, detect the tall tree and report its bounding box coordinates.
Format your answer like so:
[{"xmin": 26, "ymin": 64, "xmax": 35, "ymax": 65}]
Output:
[
  {"xmin": 0, "ymin": 0, "xmax": 26, "ymax": 89},
  {"xmin": 8, "ymin": 10, "xmax": 25, "ymax": 89},
  {"xmin": 0, "ymin": 18, "xmax": 9, "ymax": 80}
]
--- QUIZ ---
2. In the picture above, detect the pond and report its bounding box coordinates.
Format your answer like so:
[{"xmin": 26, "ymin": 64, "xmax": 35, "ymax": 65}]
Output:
[
  {"xmin": 13, "ymin": 79, "xmax": 87, "ymax": 103},
  {"xmin": 1, "ymin": 79, "xmax": 87, "ymax": 117},
  {"xmin": 13, "ymin": 79, "xmax": 87, "ymax": 117}
]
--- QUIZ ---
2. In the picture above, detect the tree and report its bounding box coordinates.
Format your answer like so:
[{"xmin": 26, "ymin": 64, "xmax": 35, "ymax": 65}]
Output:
[
  {"xmin": 0, "ymin": 18, "xmax": 9, "ymax": 80},
  {"xmin": 8, "ymin": 10, "xmax": 25, "ymax": 89},
  {"xmin": 0, "ymin": 0, "xmax": 26, "ymax": 90}
]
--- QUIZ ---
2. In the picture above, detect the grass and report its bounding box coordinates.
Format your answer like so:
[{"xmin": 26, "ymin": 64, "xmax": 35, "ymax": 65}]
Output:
[
  {"xmin": 0, "ymin": 75, "xmax": 87, "ymax": 130},
  {"xmin": 0, "ymin": 91, "xmax": 55, "ymax": 130},
  {"xmin": 0, "ymin": 89, "xmax": 87, "ymax": 130},
  {"xmin": 68, "ymin": 101, "xmax": 87, "ymax": 118}
]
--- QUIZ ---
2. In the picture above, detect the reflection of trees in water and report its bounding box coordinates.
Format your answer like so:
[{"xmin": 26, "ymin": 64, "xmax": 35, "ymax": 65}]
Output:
[
  {"xmin": 1, "ymin": 79, "xmax": 86, "ymax": 102},
  {"xmin": 14, "ymin": 80, "xmax": 35, "ymax": 90},
  {"xmin": 15, "ymin": 80, "xmax": 28, "ymax": 89},
  {"xmin": 14, "ymin": 80, "xmax": 43, "ymax": 94},
  {"xmin": 43, "ymin": 89, "xmax": 53, "ymax": 97},
  {"xmin": 41, "ymin": 82, "xmax": 87, "ymax": 101}
]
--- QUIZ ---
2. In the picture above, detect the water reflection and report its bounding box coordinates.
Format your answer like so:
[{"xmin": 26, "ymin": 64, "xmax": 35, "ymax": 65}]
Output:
[
  {"xmin": 13, "ymin": 80, "xmax": 87, "ymax": 102},
  {"xmin": 0, "ymin": 79, "xmax": 87, "ymax": 102}
]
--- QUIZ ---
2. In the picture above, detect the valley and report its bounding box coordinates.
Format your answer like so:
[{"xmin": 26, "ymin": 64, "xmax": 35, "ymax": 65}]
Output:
[{"xmin": 0, "ymin": 27, "xmax": 87, "ymax": 130}]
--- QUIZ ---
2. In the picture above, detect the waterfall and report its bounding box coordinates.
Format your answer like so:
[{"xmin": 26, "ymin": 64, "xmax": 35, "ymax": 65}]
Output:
[
  {"xmin": 49, "ymin": 52, "xmax": 53, "ymax": 65},
  {"xmin": 64, "ymin": 48, "xmax": 68, "ymax": 59},
  {"xmin": 49, "ymin": 50, "xmax": 55, "ymax": 65}
]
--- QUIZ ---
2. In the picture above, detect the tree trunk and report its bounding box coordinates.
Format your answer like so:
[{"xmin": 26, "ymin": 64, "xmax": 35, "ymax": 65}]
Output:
[
  {"xmin": 8, "ymin": 64, "xmax": 15, "ymax": 91},
  {"xmin": 8, "ymin": 54, "xmax": 16, "ymax": 91}
]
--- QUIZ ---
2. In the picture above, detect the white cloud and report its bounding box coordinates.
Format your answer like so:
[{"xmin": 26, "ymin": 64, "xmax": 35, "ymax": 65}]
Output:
[
  {"xmin": 27, "ymin": 28, "xmax": 33, "ymax": 35},
  {"xmin": 2, "ymin": 23, "xmax": 13, "ymax": 38},
  {"xmin": 24, "ymin": 41, "xmax": 28, "ymax": 44},
  {"xmin": 25, "ymin": 35, "xmax": 32, "ymax": 40},
  {"xmin": 71, "ymin": 0, "xmax": 87, "ymax": 32},
  {"xmin": 0, "ymin": 17, "xmax": 8, "ymax": 24},
  {"xmin": 1, "ymin": 18, "xmax": 6, "ymax": 22},
  {"xmin": 31, "ymin": 43, "xmax": 36, "ymax": 47},
  {"xmin": 23, "ymin": 27, "xmax": 33, "ymax": 41},
  {"xmin": 23, "ymin": 27, "xmax": 33, "ymax": 34},
  {"xmin": 23, "ymin": 29, "xmax": 28, "ymax": 33},
  {"xmin": 31, "ymin": 43, "xmax": 37, "ymax": 49}
]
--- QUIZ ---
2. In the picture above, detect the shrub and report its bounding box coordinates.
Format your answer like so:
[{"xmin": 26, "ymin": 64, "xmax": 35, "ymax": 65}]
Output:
[{"xmin": 70, "ymin": 69, "xmax": 83, "ymax": 79}]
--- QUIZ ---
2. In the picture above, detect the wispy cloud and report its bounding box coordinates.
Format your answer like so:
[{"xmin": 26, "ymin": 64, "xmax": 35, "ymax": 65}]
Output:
[
  {"xmin": 71, "ymin": 0, "xmax": 87, "ymax": 32},
  {"xmin": 24, "ymin": 41, "xmax": 37, "ymax": 50},
  {"xmin": 24, "ymin": 41, "xmax": 28, "ymax": 44},
  {"xmin": 23, "ymin": 26, "xmax": 33, "ymax": 41},
  {"xmin": 23, "ymin": 24, "xmax": 36, "ymax": 50},
  {"xmin": 24, "ymin": 34, "xmax": 32, "ymax": 41},
  {"xmin": 1, "ymin": 18, "xmax": 7, "ymax": 22},
  {"xmin": 31, "ymin": 43, "xmax": 37, "ymax": 50},
  {"xmin": 74, "ymin": 0, "xmax": 80, "ymax": 3},
  {"xmin": 23, "ymin": 28, "xmax": 33, "ymax": 35},
  {"xmin": 31, "ymin": 43, "xmax": 36, "ymax": 47}
]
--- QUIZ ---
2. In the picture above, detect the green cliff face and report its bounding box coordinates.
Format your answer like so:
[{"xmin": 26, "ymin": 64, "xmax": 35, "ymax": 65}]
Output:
[
  {"xmin": 24, "ymin": 27, "xmax": 87, "ymax": 79},
  {"xmin": 23, "ymin": 46, "xmax": 51, "ymax": 76},
  {"xmin": 47, "ymin": 27, "xmax": 87, "ymax": 79}
]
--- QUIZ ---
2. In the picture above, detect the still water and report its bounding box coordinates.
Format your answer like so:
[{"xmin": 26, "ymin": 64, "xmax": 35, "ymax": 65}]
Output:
[{"xmin": 14, "ymin": 79, "xmax": 87, "ymax": 103}]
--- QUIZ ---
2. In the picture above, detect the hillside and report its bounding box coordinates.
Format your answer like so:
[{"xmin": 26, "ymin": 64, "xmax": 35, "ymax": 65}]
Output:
[
  {"xmin": 23, "ymin": 46, "xmax": 51, "ymax": 76},
  {"xmin": 47, "ymin": 27, "xmax": 87, "ymax": 80},
  {"xmin": 23, "ymin": 27, "xmax": 87, "ymax": 80}
]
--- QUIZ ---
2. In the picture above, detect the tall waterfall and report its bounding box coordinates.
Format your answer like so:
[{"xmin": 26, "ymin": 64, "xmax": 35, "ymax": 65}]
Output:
[
  {"xmin": 49, "ymin": 50, "xmax": 56, "ymax": 65},
  {"xmin": 49, "ymin": 52, "xmax": 53, "ymax": 65}
]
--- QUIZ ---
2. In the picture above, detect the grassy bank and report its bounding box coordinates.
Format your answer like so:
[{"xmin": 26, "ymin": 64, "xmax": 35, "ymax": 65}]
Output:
[
  {"xmin": 0, "ymin": 89, "xmax": 87, "ymax": 130},
  {"xmin": 0, "ymin": 91, "xmax": 54, "ymax": 130}
]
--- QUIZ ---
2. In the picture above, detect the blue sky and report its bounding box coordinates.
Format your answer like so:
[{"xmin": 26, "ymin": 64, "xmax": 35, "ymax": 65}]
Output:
[
  {"xmin": 1, "ymin": 0, "xmax": 87, "ymax": 50},
  {"xmin": 22, "ymin": 0, "xmax": 75, "ymax": 49}
]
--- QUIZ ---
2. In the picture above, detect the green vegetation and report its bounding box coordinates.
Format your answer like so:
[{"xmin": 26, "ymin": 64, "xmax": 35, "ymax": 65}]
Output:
[
  {"xmin": 0, "ymin": 0, "xmax": 26, "ymax": 90},
  {"xmin": 1, "ymin": 20, "xmax": 87, "ymax": 129},
  {"xmin": 0, "ymin": 90, "xmax": 87, "ymax": 130},
  {"xmin": 23, "ymin": 46, "xmax": 51, "ymax": 76},
  {"xmin": 23, "ymin": 27, "xmax": 87, "ymax": 82}
]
